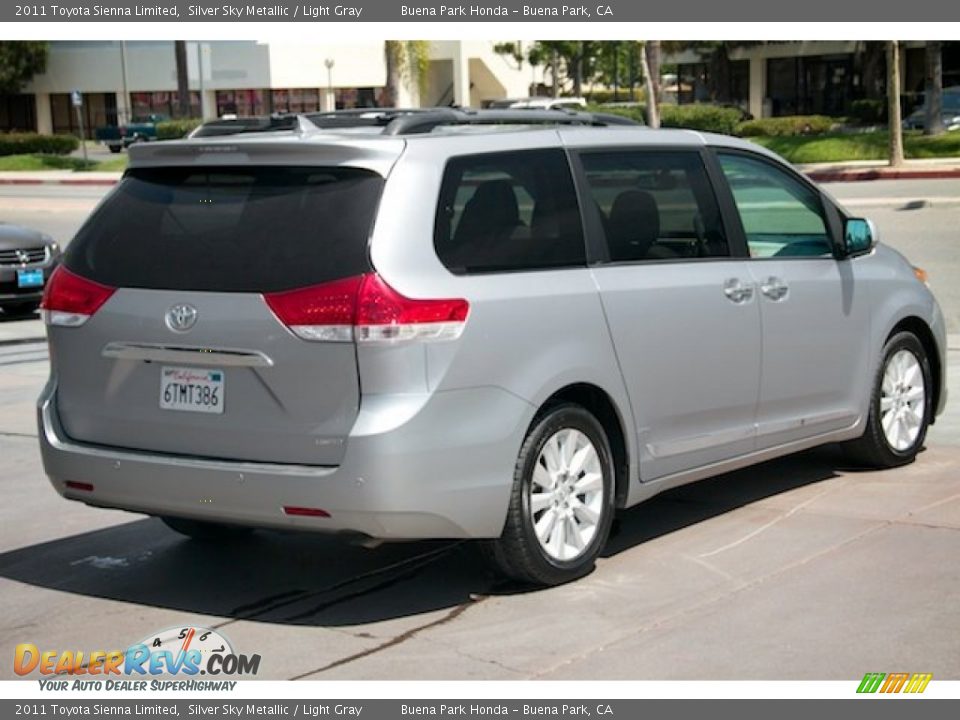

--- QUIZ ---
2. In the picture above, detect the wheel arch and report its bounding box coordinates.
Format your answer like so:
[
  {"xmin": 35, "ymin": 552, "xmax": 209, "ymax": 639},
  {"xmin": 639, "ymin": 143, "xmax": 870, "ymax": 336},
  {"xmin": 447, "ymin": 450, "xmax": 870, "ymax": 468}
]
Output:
[{"xmin": 535, "ymin": 383, "xmax": 631, "ymax": 509}]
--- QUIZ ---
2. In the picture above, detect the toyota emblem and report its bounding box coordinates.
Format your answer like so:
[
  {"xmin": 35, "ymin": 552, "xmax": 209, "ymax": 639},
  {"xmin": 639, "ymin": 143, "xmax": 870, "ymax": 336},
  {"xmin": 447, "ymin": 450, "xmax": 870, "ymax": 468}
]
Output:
[{"xmin": 165, "ymin": 304, "xmax": 198, "ymax": 332}]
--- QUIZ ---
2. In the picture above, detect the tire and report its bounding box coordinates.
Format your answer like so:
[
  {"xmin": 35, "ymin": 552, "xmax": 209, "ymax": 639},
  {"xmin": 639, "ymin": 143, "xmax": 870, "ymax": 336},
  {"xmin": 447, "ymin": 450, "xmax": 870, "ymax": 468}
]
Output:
[
  {"xmin": 485, "ymin": 403, "xmax": 616, "ymax": 586},
  {"xmin": 108, "ymin": 145, "xmax": 122, "ymax": 154},
  {"xmin": 844, "ymin": 331, "xmax": 932, "ymax": 468},
  {"xmin": 160, "ymin": 516, "xmax": 253, "ymax": 542}
]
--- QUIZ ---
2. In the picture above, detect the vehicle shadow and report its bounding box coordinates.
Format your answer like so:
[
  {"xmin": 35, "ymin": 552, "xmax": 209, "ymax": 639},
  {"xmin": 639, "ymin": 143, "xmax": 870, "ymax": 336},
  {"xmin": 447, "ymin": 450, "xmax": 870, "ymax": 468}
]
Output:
[
  {"xmin": 0, "ymin": 309, "xmax": 40, "ymax": 323},
  {"xmin": 0, "ymin": 445, "xmax": 850, "ymax": 628}
]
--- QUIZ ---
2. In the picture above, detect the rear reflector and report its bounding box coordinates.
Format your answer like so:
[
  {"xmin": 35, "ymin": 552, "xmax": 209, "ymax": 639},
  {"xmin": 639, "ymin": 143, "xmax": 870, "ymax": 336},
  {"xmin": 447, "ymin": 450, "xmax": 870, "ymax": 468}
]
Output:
[
  {"xmin": 283, "ymin": 506, "xmax": 331, "ymax": 518},
  {"xmin": 65, "ymin": 481, "xmax": 94, "ymax": 492},
  {"xmin": 264, "ymin": 273, "xmax": 469, "ymax": 344},
  {"xmin": 41, "ymin": 267, "xmax": 116, "ymax": 328}
]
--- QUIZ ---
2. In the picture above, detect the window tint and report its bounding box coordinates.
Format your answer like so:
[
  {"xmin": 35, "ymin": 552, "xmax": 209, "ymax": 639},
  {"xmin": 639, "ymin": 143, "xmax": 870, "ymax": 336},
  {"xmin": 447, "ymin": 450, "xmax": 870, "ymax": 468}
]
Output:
[
  {"xmin": 434, "ymin": 149, "xmax": 585, "ymax": 274},
  {"xmin": 718, "ymin": 153, "xmax": 832, "ymax": 258},
  {"xmin": 580, "ymin": 151, "xmax": 729, "ymax": 262},
  {"xmin": 65, "ymin": 166, "xmax": 382, "ymax": 292}
]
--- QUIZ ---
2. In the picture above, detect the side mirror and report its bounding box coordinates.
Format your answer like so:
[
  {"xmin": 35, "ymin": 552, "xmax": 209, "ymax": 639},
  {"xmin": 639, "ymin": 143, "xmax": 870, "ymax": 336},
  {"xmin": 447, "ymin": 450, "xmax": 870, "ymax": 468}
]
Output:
[{"xmin": 842, "ymin": 217, "xmax": 877, "ymax": 258}]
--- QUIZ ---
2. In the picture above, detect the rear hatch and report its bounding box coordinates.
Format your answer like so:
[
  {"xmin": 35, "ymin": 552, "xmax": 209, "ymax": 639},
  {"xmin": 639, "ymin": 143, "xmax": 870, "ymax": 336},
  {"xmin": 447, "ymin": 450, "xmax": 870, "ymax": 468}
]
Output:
[{"xmin": 49, "ymin": 161, "xmax": 387, "ymax": 466}]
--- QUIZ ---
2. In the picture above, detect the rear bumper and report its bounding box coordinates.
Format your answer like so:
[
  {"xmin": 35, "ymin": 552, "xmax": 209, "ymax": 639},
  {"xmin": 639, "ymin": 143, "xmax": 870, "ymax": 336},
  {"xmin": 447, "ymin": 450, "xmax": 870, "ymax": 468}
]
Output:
[{"xmin": 38, "ymin": 379, "xmax": 533, "ymax": 540}]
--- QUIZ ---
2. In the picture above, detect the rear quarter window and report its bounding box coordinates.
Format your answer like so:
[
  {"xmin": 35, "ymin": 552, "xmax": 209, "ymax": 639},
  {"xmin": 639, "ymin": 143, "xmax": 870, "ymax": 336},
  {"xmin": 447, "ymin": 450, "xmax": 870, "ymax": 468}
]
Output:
[
  {"xmin": 434, "ymin": 149, "xmax": 586, "ymax": 274},
  {"xmin": 65, "ymin": 166, "xmax": 383, "ymax": 292}
]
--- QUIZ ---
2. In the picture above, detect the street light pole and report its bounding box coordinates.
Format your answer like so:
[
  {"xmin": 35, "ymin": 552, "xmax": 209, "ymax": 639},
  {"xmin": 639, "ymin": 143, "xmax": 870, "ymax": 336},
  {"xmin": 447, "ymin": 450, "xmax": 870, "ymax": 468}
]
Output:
[{"xmin": 324, "ymin": 58, "xmax": 335, "ymax": 111}]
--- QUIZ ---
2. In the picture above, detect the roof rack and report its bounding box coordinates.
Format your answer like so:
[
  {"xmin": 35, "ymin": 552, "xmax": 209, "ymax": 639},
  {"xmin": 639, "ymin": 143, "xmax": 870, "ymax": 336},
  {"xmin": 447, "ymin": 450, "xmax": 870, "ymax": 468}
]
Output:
[
  {"xmin": 189, "ymin": 113, "xmax": 299, "ymax": 138},
  {"xmin": 378, "ymin": 108, "xmax": 640, "ymax": 135},
  {"xmin": 188, "ymin": 107, "xmax": 641, "ymax": 139}
]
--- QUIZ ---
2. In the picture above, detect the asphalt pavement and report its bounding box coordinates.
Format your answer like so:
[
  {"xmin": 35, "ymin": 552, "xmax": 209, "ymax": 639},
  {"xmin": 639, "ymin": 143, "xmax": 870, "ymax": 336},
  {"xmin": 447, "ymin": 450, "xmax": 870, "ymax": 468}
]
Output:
[{"xmin": 0, "ymin": 180, "xmax": 958, "ymax": 681}]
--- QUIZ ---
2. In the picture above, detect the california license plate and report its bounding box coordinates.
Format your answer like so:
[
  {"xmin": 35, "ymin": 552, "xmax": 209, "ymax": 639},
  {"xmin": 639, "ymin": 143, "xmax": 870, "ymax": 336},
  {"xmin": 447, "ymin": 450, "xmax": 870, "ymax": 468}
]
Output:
[
  {"xmin": 16, "ymin": 269, "xmax": 43, "ymax": 288},
  {"xmin": 160, "ymin": 366, "xmax": 224, "ymax": 414}
]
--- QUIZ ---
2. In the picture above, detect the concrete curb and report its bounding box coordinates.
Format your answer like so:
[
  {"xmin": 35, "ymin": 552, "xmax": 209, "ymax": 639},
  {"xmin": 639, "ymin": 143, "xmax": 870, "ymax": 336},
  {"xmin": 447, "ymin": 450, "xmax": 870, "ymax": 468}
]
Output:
[
  {"xmin": 0, "ymin": 177, "xmax": 119, "ymax": 186},
  {"xmin": 0, "ymin": 336, "xmax": 46, "ymax": 347},
  {"xmin": 806, "ymin": 168, "xmax": 960, "ymax": 183}
]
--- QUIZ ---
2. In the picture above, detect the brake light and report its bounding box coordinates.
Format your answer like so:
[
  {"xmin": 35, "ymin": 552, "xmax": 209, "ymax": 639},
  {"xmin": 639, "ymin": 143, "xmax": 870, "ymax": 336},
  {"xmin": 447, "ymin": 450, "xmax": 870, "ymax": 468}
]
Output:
[
  {"xmin": 264, "ymin": 273, "xmax": 469, "ymax": 344},
  {"xmin": 40, "ymin": 267, "xmax": 116, "ymax": 327}
]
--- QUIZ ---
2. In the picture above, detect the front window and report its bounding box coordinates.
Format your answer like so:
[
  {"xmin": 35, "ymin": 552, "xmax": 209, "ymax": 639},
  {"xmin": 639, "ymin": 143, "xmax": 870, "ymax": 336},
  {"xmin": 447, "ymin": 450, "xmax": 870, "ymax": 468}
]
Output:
[{"xmin": 717, "ymin": 153, "xmax": 832, "ymax": 258}]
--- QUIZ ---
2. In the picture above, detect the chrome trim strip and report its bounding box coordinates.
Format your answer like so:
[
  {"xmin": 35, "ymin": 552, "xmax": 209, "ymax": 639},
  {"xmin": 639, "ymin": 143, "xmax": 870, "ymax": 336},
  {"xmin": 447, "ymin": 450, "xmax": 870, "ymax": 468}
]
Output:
[{"xmin": 101, "ymin": 341, "xmax": 274, "ymax": 367}]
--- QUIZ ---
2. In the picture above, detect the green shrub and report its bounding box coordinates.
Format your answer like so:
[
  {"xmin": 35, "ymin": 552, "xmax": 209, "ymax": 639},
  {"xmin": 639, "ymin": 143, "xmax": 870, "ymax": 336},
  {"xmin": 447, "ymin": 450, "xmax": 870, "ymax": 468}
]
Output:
[
  {"xmin": 0, "ymin": 133, "xmax": 79, "ymax": 156},
  {"xmin": 737, "ymin": 115, "xmax": 838, "ymax": 137},
  {"xmin": 586, "ymin": 89, "xmax": 645, "ymax": 105},
  {"xmin": 660, "ymin": 104, "xmax": 744, "ymax": 135},
  {"xmin": 591, "ymin": 103, "xmax": 744, "ymax": 134},
  {"xmin": 589, "ymin": 103, "xmax": 647, "ymax": 124},
  {"xmin": 849, "ymin": 99, "xmax": 887, "ymax": 125},
  {"xmin": 156, "ymin": 118, "xmax": 202, "ymax": 140}
]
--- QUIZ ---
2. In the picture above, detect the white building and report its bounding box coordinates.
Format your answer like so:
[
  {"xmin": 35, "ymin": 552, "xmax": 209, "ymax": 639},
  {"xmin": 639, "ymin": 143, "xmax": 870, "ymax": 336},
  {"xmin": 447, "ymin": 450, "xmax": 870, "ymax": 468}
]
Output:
[{"xmin": 1, "ymin": 40, "xmax": 539, "ymax": 137}]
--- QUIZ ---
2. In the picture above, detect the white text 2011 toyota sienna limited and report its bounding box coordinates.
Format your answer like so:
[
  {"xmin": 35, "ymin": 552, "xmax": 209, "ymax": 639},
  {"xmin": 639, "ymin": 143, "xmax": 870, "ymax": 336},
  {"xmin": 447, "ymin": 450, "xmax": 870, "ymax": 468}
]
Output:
[{"xmin": 38, "ymin": 109, "xmax": 947, "ymax": 585}]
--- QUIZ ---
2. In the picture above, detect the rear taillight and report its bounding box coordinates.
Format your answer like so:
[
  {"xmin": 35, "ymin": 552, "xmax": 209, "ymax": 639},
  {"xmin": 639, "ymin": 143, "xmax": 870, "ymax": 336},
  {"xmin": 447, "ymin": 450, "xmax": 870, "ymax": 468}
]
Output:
[
  {"xmin": 264, "ymin": 273, "xmax": 469, "ymax": 344},
  {"xmin": 40, "ymin": 266, "xmax": 116, "ymax": 327}
]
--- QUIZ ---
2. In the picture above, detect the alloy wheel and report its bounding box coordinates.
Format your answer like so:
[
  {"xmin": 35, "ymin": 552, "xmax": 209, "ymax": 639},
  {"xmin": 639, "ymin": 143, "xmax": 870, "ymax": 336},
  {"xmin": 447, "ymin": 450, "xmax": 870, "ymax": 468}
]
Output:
[
  {"xmin": 529, "ymin": 428, "xmax": 605, "ymax": 562},
  {"xmin": 880, "ymin": 348, "xmax": 926, "ymax": 452}
]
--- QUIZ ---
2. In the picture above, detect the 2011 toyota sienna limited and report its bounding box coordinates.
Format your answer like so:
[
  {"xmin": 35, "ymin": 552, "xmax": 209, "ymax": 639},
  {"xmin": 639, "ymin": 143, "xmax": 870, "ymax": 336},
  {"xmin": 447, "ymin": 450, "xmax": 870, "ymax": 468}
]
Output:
[{"xmin": 37, "ymin": 109, "xmax": 947, "ymax": 586}]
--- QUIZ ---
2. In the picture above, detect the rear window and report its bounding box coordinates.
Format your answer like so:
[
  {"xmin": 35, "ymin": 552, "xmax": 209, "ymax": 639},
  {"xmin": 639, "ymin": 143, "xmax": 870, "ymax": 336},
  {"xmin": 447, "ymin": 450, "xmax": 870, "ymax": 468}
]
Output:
[
  {"xmin": 65, "ymin": 166, "xmax": 383, "ymax": 292},
  {"xmin": 434, "ymin": 149, "xmax": 585, "ymax": 274}
]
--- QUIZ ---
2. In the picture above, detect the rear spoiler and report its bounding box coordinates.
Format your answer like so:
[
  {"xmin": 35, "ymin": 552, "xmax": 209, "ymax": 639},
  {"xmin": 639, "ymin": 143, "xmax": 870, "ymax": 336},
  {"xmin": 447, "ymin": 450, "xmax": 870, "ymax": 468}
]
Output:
[{"xmin": 127, "ymin": 134, "xmax": 406, "ymax": 177}]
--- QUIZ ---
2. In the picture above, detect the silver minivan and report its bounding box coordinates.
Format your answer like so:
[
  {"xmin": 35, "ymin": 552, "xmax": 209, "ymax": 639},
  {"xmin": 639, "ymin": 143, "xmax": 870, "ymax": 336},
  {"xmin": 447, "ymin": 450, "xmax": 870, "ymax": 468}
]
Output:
[{"xmin": 38, "ymin": 109, "xmax": 947, "ymax": 585}]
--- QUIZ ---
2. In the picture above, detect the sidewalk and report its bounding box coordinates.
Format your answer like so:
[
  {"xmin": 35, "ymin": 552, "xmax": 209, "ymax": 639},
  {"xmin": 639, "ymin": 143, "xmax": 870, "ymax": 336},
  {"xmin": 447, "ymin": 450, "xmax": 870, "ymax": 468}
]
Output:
[{"xmin": 1, "ymin": 157, "xmax": 960, "ymax": 186}]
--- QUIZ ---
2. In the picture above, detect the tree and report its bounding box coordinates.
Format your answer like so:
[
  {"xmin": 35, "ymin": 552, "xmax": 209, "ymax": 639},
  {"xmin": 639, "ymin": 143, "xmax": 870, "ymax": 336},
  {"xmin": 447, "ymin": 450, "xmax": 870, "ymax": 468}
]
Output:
[
  {"xmin": 855, "ymin": 41, "xmax": 886, "ymax": 101},
  {"xmin": 593, "ymin": 42, "xmax": 644, "ymax": 100},
  {"xmin": 887, "ymin": 41, "xmax": 904, "ymax": 167},
  {"xmin": 924, "ymin": 41, "xmax": 944, "ymax": 136},
  {"xmin": 0, "ymin": 41, "xmax": 48, "ymax": 96},
  {"xmin": 495, "ymin": 41, "xmax": 602, "ymax": 98},
  {"xmin": 174, "ymin": 41, "xmax": 190, "ymax": 118},
  {"xmin": 384, "ymin": 41, "xmax": 430, "ymax": 107},
  {"xmin": 642, "ymin": 42, "xmax": 661, "ymax": 128}
]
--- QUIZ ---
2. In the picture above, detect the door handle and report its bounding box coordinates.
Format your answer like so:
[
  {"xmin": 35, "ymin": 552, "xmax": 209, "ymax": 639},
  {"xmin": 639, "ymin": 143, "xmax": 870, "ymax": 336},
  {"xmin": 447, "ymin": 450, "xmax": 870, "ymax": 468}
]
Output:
[
  {"xmin": 760, "ymin": 276, "xmax": 789, "ymax": 301},
  {"xmin": 723, "ymin": 278, "xmax": 754, "ymax": 304}
]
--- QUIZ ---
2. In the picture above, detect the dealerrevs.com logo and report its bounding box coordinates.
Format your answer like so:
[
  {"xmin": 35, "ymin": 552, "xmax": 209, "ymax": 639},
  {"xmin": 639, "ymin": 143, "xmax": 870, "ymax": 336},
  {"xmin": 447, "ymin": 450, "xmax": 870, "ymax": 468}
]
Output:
[{"xmin": 14, "ymin": 626, "xmax": 260, "ymax": 690}]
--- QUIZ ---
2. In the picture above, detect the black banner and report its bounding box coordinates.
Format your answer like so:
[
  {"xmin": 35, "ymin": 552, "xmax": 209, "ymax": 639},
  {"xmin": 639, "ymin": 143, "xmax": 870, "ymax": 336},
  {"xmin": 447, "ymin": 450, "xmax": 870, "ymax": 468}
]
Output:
[
  {"xmin": 5, "ymin": 0, "xmax": 960, "ymax": 22},
  {"xmin": 2, "ymin": 699, "xmax": 960, "ymax": 719}
]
